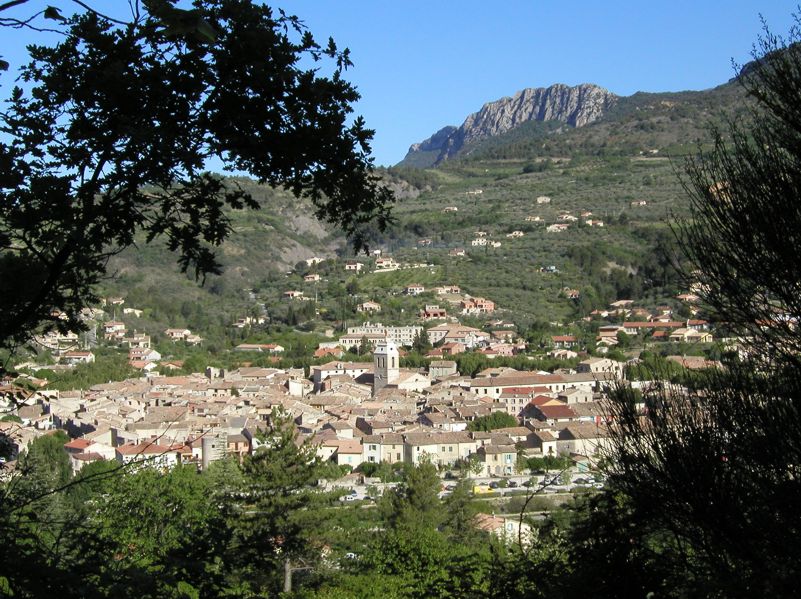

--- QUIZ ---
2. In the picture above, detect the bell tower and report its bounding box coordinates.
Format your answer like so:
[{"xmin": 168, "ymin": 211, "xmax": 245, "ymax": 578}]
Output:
[{"xmin": 373, "ymin": 339, "xmax": 399, "ymax": 395}]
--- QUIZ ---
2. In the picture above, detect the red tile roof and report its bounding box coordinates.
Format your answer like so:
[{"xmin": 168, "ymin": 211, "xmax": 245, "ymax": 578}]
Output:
[
  {"xmin": 64, "ymin": 438, "xmax": 92, "ymax": 450},
  {"xmin": 115, "ymin": 442, "xmax": 173, "ymax": 456},
  {"xmin": 537, "ymin": 404, "xmax": 578, "ymax": 419}
]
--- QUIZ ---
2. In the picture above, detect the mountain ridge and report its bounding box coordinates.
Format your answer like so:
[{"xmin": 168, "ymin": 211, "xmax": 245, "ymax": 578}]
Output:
[{"xmin": 401, "ymin": 83, "xmax": 619, "ymax": 167}]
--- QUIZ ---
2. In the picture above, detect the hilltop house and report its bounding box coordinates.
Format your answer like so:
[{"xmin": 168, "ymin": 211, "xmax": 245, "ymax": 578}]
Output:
[
  {"xmin": 344, "ymin": 261, "xmax": 364, "ymax": 272},
  {"xmin": 420, "ymin": 305, "xmax": 448, "ymax": 320},
  {"xmin": 551, "ymin": 335, "xmax": 578, "ymax": 349},
  {"xmin": 103, "ymin": 321, "xmax": 126, "ymax": 340},
  {"xmin": 460, "ymin": 297, "xmax": 496, "ymax": 315},
  {"xmin": 234, "ymin": 343, "xmax": 285, "ymax": 353},
  {"xmin": 164, "ymin": 328, "xmax": 192, "ymax": 341},
  {"xmin": 61, "ymin": 350, "xmax": 95, "ymax": 365},
  {"xmin": 375, "ymin": 257, "xmax": 398, "ymax": 270},
  {"xmin": 357, "ymin": 301, "xmax": 382, "ymax": 313}
]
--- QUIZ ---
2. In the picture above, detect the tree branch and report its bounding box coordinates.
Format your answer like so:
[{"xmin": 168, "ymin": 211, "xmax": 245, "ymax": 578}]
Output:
[{"xmin": 0, "ymin": 0, "xmax": 30, "ymax": 12}]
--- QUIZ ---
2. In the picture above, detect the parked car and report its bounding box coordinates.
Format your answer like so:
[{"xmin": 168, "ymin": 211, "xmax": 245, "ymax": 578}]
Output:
[
  {"xmin": 489, "ymin": 481, "xmax": 500, "ymax": 489},
  {"xmin": 508, "ymin": 481, "xmax": 518, "ymax": 488}
]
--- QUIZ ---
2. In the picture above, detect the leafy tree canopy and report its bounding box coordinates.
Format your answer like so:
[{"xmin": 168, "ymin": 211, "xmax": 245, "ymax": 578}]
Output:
[
  {"xmin": 598, "ymin": 20, "xmax": 801, "ymax": 597},
  {"xmin": 0, "ymin": 0, "xmax": 392, "ymax": 352},
  {"xmin": 466, "ymin": 411, "xmax": 517, "ymax": 432}
]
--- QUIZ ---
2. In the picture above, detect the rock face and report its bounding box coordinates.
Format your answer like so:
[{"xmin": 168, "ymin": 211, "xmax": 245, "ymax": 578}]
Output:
[
  {"xmin": 407, "ymin": 126, "xmax": 458, "ymax": 154},
  {"xmin": 403, "ymin": 83, "xmax": 617, "ymax": 166}
]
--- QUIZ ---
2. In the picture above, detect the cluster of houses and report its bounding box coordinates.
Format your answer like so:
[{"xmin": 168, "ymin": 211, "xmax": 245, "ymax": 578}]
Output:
[
  {"xmin": 1, "ymin": 338, "xmax": 620, "ymax": 482},
  {"xmin": 424, "ymin": 323, "xmax": 525, "ymax": 358},
  {"xmin": 342, "ymin": 255, "xmax": 422, "ymax": 275},
  {"xmin": 232, "ymin": 316, "xmax": 267, "ymax": 329},
  {"xmin": 544, "ymin": 213, "xmax": 604, "ymax": 233},
  {"xmin": 585, "ymin": 298, "xmax": 711, "ymax": 350},
  {"xmin": 28, "ymin": 298, "xmax": 205, "ymax": 374},
  {"xmin": 309, "ymin": 308, "xmax": 526, "ymax": 362},
  {"xmin": 1, "ymin": 276, "xmax": 722, "ymax": 502},
  {"xmin": 344, "ymin": 283, "xmax": 499, "ymax": 327}
]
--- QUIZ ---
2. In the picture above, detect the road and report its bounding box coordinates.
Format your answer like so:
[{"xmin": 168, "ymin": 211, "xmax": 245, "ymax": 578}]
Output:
[{"xmin": 326, "ymin": 471, "xmax": 603, "ymax": 502}]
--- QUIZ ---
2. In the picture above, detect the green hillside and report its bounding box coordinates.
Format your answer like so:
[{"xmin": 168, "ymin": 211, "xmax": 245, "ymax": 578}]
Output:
[{"xmin": 87, "ymin": 77, "xmax": 750, "ymax": 350}]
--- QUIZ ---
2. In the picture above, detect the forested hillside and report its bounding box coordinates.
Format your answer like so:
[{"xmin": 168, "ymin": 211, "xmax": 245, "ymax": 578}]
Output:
[{"xmin": 96, "ymin": 73, "xmax": 751, "ymax": 341}]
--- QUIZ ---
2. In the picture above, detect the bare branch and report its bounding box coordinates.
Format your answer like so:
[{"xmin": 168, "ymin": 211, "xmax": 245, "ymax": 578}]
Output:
[
  {"xmin": 0, "ymin": 0, "xmax": 30, "ymax": 12},
  {"xmin": 69, "ymin": 0, "xmax": 128, "ymax": 25}
]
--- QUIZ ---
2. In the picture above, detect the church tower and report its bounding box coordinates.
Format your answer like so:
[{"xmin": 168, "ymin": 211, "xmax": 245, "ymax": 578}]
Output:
[{"xmin": 373, "ymin": 339, "xmax": 399, "ymax": 395}]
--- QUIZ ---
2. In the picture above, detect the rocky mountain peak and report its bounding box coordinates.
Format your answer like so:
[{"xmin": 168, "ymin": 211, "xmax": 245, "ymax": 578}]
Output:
[{"xmin": 401, "ymin": 83, "xmax": 618, "ymax": 166}]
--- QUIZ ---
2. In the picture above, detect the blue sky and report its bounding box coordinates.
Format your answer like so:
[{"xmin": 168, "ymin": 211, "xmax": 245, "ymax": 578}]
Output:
[
  {"xmin": 2, "ymin": 1, "xmax": 798, "ymax": 166},
  {"xmin": 290, "ymin": 1, "xmax": 799, "ymax": 165}
]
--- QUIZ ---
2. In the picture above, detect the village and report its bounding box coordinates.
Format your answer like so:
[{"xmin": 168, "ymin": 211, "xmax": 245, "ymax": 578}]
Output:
[
  {"xmin": 4, "ymin": 342, "xmax": 615, "ymax": 479},
  {"xmin": 1, "ymin": 276, "xmax": 718, "ymax": 500},
  {"xmin": 0, "ymin": 223, "xmax": 722, "ymax": 485},
  {"xmin": 0, "ymin": 233, "xmax": 723, "ymax": 545},
  {"xmin": 1, "ymin": 3, "xmax": 795, "ymax": 594}
]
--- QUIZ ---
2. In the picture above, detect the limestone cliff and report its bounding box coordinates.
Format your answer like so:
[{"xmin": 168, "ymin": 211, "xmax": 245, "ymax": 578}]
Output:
[{"xmin": 402, "ymin": 83, "xmax": 618, "ymax": 166}]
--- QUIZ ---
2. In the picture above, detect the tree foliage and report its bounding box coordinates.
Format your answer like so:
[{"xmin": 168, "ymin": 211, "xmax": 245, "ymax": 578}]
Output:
[
  {"xmin": 596, "ymin": 20, "xmax": 801, "ymax": 597},
  {"xmin": 466, "ymin": 411, "xmax": 518, "ymax": 432},
  {"xmin": 228, "ymin": 408, "xmax": 327, "ymax": 595},
  {"xmin": 359, "ymin": 462, "xmax": 492, "ymax": 598},
  {"xmin": 0, "ymin": 0, "xmax": 392, "ymax": 352},
  {"xmin": 679, "ymin": 21, "xmax": 801, "ymax": 367}
]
